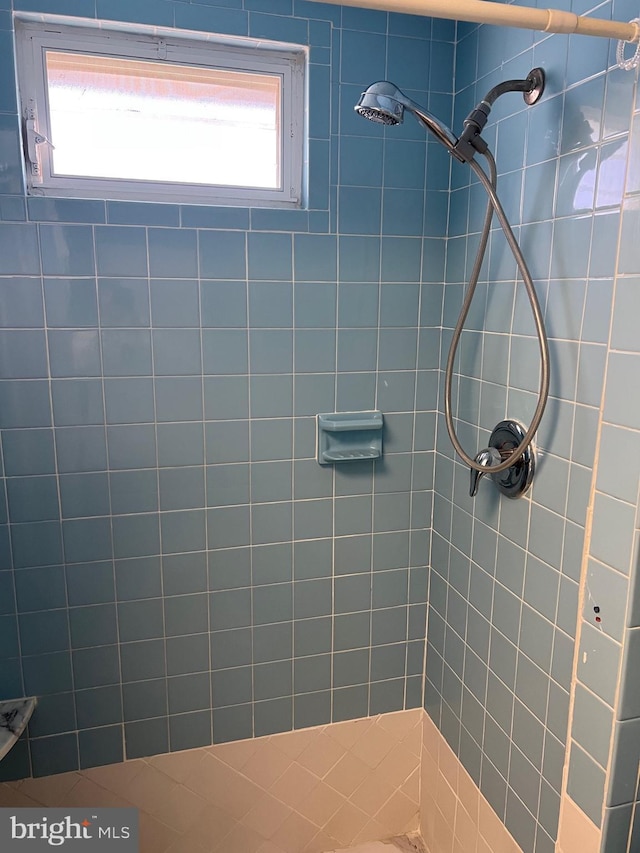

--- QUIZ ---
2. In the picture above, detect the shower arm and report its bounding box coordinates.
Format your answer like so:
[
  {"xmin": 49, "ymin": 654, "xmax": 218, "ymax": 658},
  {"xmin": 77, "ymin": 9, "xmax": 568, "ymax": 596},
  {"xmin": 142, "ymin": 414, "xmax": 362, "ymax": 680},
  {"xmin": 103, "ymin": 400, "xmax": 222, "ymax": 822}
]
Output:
[
  {"xmin": 452, "ymin": 71, "xmax": 544, "ymax": 164},
  {"xmin": 308, "ymin": 0, "xmax": 640, "ymax": 42}
]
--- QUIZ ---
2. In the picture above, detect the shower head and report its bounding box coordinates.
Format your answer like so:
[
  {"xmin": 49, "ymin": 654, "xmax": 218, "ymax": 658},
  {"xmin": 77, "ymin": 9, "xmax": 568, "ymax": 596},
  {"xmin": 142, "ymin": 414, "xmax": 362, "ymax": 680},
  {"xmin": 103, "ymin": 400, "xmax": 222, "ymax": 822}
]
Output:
[
  {"xmin": 355, "ymin": 69, "xmax": 545, "ymax": 164},
  {"xmin": 354, "ymin": 81, "xmax": 407, "ymax": 126},
  {"xmin": 354, "ymin": 81, "xmax": 459, "ymax": 152}
]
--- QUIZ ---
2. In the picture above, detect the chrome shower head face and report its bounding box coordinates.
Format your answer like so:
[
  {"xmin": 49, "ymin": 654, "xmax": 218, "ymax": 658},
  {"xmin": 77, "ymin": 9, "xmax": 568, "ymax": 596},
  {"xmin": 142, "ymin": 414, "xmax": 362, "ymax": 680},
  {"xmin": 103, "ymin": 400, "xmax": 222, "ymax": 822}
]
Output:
[
  {"xmin": 355, "ymin": 81, "xmax": 459, "ymax": 153},
  {"xmin": 355, "ymin": 106, "xmax": 400, "ymax": 125},
  {"xmin": 354, "ymin": 82, "xmax": 406, "ymax": 125}
]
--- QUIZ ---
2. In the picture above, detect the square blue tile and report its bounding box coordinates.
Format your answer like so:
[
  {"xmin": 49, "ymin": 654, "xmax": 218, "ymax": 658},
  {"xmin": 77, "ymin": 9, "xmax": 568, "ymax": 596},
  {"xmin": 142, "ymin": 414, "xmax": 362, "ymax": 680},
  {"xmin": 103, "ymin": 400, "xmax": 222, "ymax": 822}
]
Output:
[
  {"xmin": 249, "ymin": 329, "xmax": 293, "ymax": 374},
  {"xmin": 112, "ymin": 514, "xmax": 160, "ymax": 560},
  {"xmin": 63, "ymin": 517, "xmax": 113, "ymax": 564},
  {"xmin": 212, "ymin": 704, "xmax": 252, "ymax": 743},
  {"xmin": 159, "ymin": 467, "xmax": 205, "ymax": 512},
  {"xmin": 293, "ymin": 234, "xmax": 337, "ymax": 281},
  {"xmin": 202, "ymin": 329, "xmax": 248, "ymax": 374},
  {"xmin": 208, "ymin": 547, "xmax": 251, "ymax": 592},
  {"xmin": 114, "ymin": 556, "xmax": 161, "ymax": 602},
  {"xmin": 199, "ymin": 231, "xmax": 246, "ymax": 279},
  {"xmin": 110, "ymin": 469, "xmax": 158, "ymax": 515},
  {"xmin": 30, "ymin": 733, "xmax": 79, "ymax": 777},
  {"xmin": 7, "ymin": 476, "xmax": 59, "ymax": 523},
  {"xmin": 123, "ymin": 678, "xmax": 167, "ymax": 721},
  {"xmin": 19, "ymin": 609, "xmax": 69, "ymax": 656},
  {"xmin": 254, "ymin": 696, "xmax": 292, "ymax": 737},
  {"xmin": 0, "ymin": 380, "xmax": 51, "ymax": 428},
  {"xmin": 210, "ymin": 627, "xmax": 252, "ymax": 670},
  {"xmin": 0, "ymin": 277, "xmax": 43, "ymax": 328},
  {"xmin": 11, "ymin": 521, "xmax": 63, "ymax": 569},
  {"xmin": 102, "ymin": 330, "xmax": 152, "ymax": 377},
  {"xmin": 148, "ymin": 228, "xmax": 197, "ymax": 278},
  {"xmin": 55, "ymin": 426, "xmax": 107, "ymax": 473},
  {"xmin": 160, "ymin": 510, "xmax": 206, "ymax": 554},
  {"xmin": 3, "ymin": 429, "xmax": 56, "ymax": 476},
  {"xmin": 206, "ymin": 463, "xmax": 250, "ymax": 508},
  {"xmin": 210, "ymin": 588, "xmax": 252, "ymax": 630},
  {"xmin": 163, "ymin": 552, "xmax": 207, "ymax": 597},
  {"xmin": 124, "ymin": 718, "xmax": 168, "ymax": 759},
  {"xmin": 247, "ymin": 232, "xmax": 292, "ymax": 281},
  {"xmin": 294, "ymin": 329, "xmax": 336, "ymax": 373},
  {"xmin": 252, "ymin": 502, "xmax": 293, "ymax": 546},
  {"xmin": 69, "ymin": 604, "xmax": 118, "ymax": 649},
  {"xmin": 66, "ymin": 561, "xmax": 115, "ymax": 607},
  {"xmin": 78, "ymin": 726, "xmax": 123, "ymax": 769},
  {"xmin": 248, "ymin": 281, "xmax": 293, "ymax": 328},
  {"xmin": 98, "ymin": 278, "xmax": 150, "ymax": 327},
  {"xmin": 40, "ymin": 225, "xmax": 95, "ymax": 276},
  {"xmin": 150, "ymin": 280, "xmax": 200, "ymax": 327},
  {"xmin": 204, "ymin": 376, "xmax": 248, "ymax": 420},
  {"xmin": 107, "ymin": 424, "xmax": 156, "ymax": 470},
  {"xmin": 28, "ymin": 692, "xmax": 76, "ymax": 738},
  {"xmin": 169, "ymin": 710, "xmax": 211, "ymax": 751},
  {"xmin": 153, "ymin": 329, "xmax": 202, "ymax": 376},
  {"xmin": 200, "ymin": 281, "xmax": 247, "ymax": 328},
  {"xmin": 120, "ymin": 639, "xmax": 165, "ymax": 682},
  {"xmin": 24, "ymin": 651, "xmax": 73, "ymax": 695},
  {"xmin": 104, "ymin": 378, "xmax": 155, "ymax": 424},
  {"xmin": 60, "ymin": 472, "xmax": 110, "ymax": 519},
  {"xmin": 212, "ymin": 667, "xmax": 252, "ymax": 708},
  {"xmin": 72, "ymin": 645, "xmax": 120, "ymax": 689},
  {"xmin": 294, "ymin": 282, "xmax": 336, "ymax": 328},
  {"xmin": 166, "ymin": 634, "xmax": 209, "ymax": 678},
  {"xmin": 338, "ymin": 187, "xmax": 382, "ymax": 235},
  {"xmin": 250, "ymin": 375, "xmax": 293, "ymax": 418},
  {"xmin": 14, "ymin": 565, "xmax": 66, "ymax": 612},
  {"xmin": 52, "ymin": 378, "xmax": 104, "ymax": 426},
  {"xmin": 95, "ymin": 226, "xmax": 148, "ymax": 277},
  {"xmin": 48, "ymin": 330, "xmax": 101, "ymax": 378},
  {"xmin": 0, "ymin": 225, "xmax": 39, "ymax": 275},
  {"xmin": 158, "ymin": 423, "xmax": 204, "ymax": 466},
  {"xmin": 155, "ymin": 377, "xmax": 204, "ymax": 422},
  {"xmin": 0, "ymin": 329, "xmax": 48, "ymax": 379}
]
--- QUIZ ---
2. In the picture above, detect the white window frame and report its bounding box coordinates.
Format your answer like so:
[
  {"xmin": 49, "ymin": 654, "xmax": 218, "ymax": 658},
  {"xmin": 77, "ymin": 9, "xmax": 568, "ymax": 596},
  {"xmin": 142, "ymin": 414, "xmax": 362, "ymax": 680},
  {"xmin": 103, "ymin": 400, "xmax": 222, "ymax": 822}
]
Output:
[{"xmin": 15, "ymin": 17, "xmax": 306, "ymax": 207}]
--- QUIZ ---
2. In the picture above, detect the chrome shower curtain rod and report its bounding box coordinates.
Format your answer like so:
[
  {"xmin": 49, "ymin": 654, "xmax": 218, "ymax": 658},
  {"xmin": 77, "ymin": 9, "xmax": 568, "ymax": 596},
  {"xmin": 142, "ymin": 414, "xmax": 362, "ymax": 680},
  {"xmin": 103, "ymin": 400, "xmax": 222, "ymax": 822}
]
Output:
[{"xmin": 309, "ymin": 0, "xmax": 640, "ymax": 43}]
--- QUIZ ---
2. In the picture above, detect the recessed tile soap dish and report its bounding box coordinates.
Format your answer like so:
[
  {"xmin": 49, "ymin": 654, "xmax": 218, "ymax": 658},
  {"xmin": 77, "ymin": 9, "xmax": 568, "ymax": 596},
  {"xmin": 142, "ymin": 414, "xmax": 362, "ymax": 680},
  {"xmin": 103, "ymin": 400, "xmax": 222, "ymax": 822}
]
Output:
[
  {"xmin": 317, "ymin": 411, "xmax": 383, "ymax": 465},
  {"xmin": 0, "ymin": 697, "xmax": 37, "ymax": 762}
]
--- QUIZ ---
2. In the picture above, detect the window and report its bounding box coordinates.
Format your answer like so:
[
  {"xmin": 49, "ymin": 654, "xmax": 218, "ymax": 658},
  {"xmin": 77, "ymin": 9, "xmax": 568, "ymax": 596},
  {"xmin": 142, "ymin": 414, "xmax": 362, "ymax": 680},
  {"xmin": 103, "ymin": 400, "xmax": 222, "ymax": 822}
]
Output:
[{"xmin": 15, "ymin": 19, "xmax": 306, "ymax": 206}]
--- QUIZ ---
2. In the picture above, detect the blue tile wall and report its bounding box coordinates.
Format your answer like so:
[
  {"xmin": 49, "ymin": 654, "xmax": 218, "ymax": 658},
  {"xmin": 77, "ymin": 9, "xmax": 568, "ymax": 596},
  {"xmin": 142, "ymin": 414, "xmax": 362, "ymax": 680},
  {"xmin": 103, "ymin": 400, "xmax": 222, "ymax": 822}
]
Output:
[
  {"xmin": 426, "ymin": 10, "xmax": 640, "ymax": 853},
  {"xmin": 578, "ymin": 49, "xmax": 640, "ymax": 853},
  {"xmin": 0, "ymin": 0, "xmax": 451, "ymax": 779},
  {"xmin": 3, "ymin": 5, "xmax": 639, "ymax": 852}
]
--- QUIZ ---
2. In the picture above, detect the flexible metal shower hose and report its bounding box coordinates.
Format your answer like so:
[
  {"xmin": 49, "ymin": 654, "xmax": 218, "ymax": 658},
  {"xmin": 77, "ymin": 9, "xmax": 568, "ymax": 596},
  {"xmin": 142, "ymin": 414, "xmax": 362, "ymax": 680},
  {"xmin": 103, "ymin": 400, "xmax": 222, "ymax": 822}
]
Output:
[{"xmin": 443, "ymin": 149, "xmax": 550, "ymax": 474}]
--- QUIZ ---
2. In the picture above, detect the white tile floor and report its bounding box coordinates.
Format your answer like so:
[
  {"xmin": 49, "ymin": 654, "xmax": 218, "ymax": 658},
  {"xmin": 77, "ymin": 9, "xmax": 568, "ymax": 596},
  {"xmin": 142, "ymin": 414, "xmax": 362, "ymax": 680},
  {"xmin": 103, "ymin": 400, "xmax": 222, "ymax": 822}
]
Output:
[
  {"xmin": 330, "ymin": 845, "xmax": 404, "ymax": 853},
  {"xmin": 330, "ymin": 836, "xmax": 426, "ymax": 853}
]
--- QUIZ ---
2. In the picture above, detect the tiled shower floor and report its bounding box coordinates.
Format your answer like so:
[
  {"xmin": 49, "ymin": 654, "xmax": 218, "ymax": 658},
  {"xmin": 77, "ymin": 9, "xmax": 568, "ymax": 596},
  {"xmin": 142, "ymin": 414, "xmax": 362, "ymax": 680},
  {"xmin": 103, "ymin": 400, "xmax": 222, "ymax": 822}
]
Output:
[{"xmin": 329, "ymin": 836, "xmax": 427, "ymax": 853}]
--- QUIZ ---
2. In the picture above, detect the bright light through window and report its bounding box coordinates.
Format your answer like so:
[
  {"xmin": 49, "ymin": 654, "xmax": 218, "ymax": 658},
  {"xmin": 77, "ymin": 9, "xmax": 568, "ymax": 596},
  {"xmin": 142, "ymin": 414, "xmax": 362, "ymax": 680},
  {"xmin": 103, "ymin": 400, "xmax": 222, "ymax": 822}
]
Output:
[
  {"xmin": 15, "ymin": 20, "xmax": 305, "ymax": 206},
  {"xmin": 45, "ymin": 52, "xmax": 282, "ymax": 189}
]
